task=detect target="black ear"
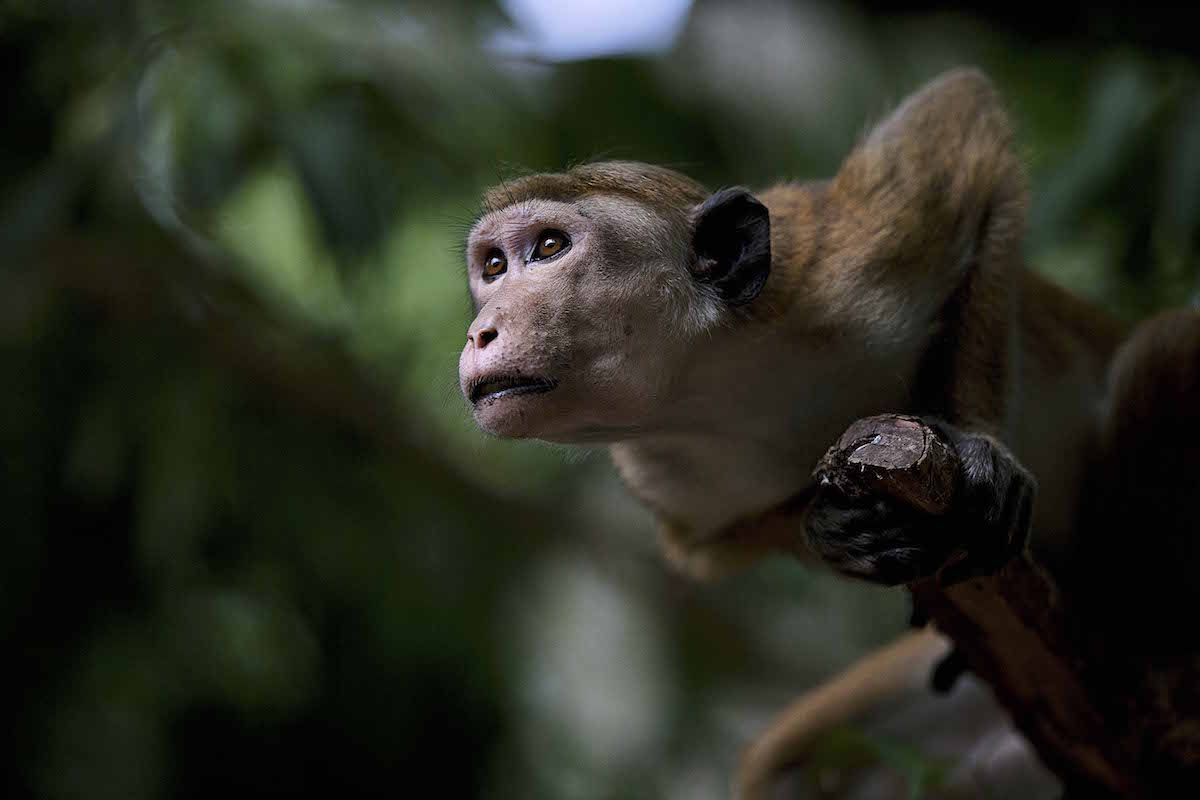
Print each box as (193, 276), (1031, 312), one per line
(691, 188), (771, 306)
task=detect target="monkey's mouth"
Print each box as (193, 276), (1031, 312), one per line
(468, 374), (558, 405)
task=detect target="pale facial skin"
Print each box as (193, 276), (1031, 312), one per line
(459, 196), (697, 444)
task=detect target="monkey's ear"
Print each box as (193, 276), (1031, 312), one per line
(691, 188), (771, 306)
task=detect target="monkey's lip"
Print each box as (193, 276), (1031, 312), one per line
(468, 374), (558, 405)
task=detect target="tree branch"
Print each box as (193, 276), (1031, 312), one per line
(812, 414), (1199, 797)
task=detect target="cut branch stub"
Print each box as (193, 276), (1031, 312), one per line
(808, 414), (1134, 795)
(813, 414), (958, 516)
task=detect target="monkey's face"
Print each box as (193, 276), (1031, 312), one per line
(460, 196), (694, 443)
(460, 172), (770, 444)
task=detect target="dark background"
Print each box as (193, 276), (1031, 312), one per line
(4, 1), (1198, 798)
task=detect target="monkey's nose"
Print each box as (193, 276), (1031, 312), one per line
(468, 325), (499, 349)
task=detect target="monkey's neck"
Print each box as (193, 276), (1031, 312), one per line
(609, 330), (919, 538)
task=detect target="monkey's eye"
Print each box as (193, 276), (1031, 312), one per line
(482, 249), (507, 280)
(531, 230), (570, 261)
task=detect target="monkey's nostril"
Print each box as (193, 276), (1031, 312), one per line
(476, 327), (499, 348)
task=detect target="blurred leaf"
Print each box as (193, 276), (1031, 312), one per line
(808, 726), (949, 800)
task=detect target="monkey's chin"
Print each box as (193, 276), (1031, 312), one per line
(470, 390), (556, 439)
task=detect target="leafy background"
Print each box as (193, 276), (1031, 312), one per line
(3, 2), (1197, 798)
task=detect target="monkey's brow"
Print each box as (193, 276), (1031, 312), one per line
(471, 193), (563, 227)
(461, 210), (521, 258)
(466, 198), (590, 249)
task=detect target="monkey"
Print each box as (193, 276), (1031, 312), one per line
(456, 68), (1200, 797)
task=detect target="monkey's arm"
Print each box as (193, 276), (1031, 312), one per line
(790, 71), (1040, 586)
(657, 489), (823, 580)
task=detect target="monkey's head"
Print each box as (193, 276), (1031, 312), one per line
(459, 162), (772, 443)
(460, 71), (1027, 450)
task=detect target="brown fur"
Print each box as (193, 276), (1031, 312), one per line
(480, 162), (710, 225)
(462, 67), (1200, 798)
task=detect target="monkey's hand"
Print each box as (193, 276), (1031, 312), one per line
(805, 416), (1036, 587)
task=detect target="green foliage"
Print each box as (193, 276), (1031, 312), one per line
(3, 2), (1197, 798)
